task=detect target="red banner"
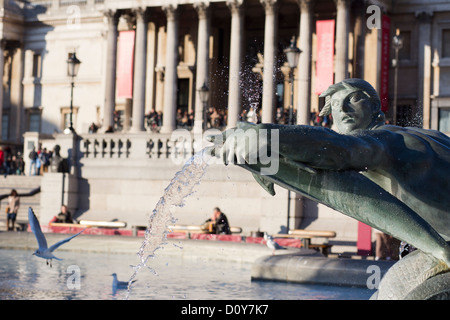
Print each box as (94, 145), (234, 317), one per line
(315, 20), (335, 95)
(117, 30), (135, 99)
(357, 222), (372, 256)
(380, 15), (391, 113)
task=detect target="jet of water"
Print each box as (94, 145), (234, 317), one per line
(125, 149), (211, 299)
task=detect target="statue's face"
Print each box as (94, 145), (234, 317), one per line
(330, 89), (374, 134)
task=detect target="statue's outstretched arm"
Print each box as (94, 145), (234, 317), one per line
(250, 122), (387, 171)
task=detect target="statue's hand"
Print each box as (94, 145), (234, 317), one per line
(206, 122), (261, 166)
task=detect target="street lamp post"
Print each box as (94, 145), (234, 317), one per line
(197, 82), (210, 131)
(284, 36), (301, 125)
(283, 37), (301, 233)
(66, 52), (81, 133)
(392, 29), (403, 126)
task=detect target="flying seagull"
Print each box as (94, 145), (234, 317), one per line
(111, 273), (136, 296)
(264, 232), (286, 255)
(28, 207), (86, 267)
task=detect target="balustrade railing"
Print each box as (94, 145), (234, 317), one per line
(78, 132), (203, 162)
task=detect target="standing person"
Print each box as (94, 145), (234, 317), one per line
(3, 147), (12, 175)
(6, 189), (20, 231)
(40, 148), (50, 174)
(35, 153), (41, 175)
(29, 147), (38, 175)
(375, 232), (393, 261)
(0, 146), (4, 175)
(16, 153), (25, 175)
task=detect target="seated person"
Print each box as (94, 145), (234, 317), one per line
(202, 207), (231, 235)
(50, 205), (74, 224)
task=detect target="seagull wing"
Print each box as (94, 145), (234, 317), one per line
(28, 207), (48, 250)
(267, 237), (285, 250)
(48, 228), (87, 252)
(273, 241), (285, 249)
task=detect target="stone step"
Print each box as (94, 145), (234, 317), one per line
(0, 175), (42, 186)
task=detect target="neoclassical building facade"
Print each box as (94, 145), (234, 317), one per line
(1, 0), (450, 241)
(1, 0), (449, 148)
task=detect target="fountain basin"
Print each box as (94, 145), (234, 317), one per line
(251, 252), (395, 288)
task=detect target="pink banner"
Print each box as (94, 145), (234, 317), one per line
(315, 20), (335, 95)
(117, 30), (135, 99)
(357, 222), (372, 256)
(380, 15), (391, 113)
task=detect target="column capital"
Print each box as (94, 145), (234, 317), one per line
(132, 6), (148, 23)
(194, 1), (210, 20)
(132, 6), (147, 17)
(162, 4), (179, 21)
(334, 0), (352, 9)
(227, 0), (244, 15)
(260, 0), (278, 15)
(103, 9), (120, 25)
(416, 11), (433, 23)
(297, 0), (313, 12)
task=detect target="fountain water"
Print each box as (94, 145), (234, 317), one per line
(126, 149), (211, 299)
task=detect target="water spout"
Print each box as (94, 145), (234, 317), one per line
(126, 149), (211, 299)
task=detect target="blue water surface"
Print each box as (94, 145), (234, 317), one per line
(0, 249), (373, 300)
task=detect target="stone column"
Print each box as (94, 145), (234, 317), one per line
(11, 45), (24, 141)
(334, 0), (351, 83)
(160, 4), (179, 134)
(297, 0), (313, 125)
(417, 11), (432, 129)
(260, 0), (278, 124)
(0, 40), (5, 138)
(226, 0), (244, 128)
(103, 10), (120, 131)
(352, 0), (366, 79)
(260, 0), (278, 123)
(130, 7), (148, 132)
(154, 25), (166, 114)
(194, 2), (211, 133)
(145, 21), (158, 117)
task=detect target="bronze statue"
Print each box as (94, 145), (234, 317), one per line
(50, 145), (68, 173)
(207, 78), (450, 269)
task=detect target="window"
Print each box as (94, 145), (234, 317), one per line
(442, 29), (450, 58)
(26, 108), (42, 132)
(29, 113), (41, 132)
(32, 53), (41, 78)
(60, 107), (78, 131)
(439, 109), (450, 132)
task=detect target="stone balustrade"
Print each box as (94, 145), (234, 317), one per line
(77, 131), (208, 164)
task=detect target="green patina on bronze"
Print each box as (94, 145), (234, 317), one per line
(208, 78), (450, 266)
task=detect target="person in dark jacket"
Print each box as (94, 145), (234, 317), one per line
(204, 207), (231, 235)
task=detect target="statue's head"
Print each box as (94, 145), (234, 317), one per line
(319, 78), (385, 134)
(53, 144), (61, 155)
